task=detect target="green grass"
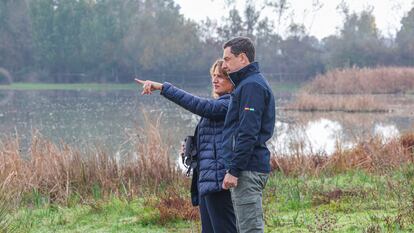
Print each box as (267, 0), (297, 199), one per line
(0, 83), (138, 91)
(9, 168), (414, 232)
(263, 169), (414, 232)
(12, 198), (198, 233)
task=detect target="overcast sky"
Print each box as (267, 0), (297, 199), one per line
(174, 0), (413, 39)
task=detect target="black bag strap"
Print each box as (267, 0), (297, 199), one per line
(186, 125), (199, 177)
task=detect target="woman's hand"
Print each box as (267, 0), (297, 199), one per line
(135, 79), (163, 95)
(181, 140), (186, 157)
(180, 140), (186, 164)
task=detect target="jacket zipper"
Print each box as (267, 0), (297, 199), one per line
(213, 121), (217, 159)
(232, 134), (236, 152)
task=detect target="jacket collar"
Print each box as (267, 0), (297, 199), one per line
(218, 93), (231, 100)
(228, 62), (260, 87)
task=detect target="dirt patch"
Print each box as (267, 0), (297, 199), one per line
(312, 188), (368, 205)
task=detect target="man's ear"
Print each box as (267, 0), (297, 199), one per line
(240, 53), (249, 64)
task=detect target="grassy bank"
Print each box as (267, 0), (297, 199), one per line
(11, 196), (198, 232)
(265, 169), (414, 232)
(5, 169), (414, 232)
(1, 118), (414, 232)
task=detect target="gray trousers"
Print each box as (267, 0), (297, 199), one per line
(230, 171), (269, 233)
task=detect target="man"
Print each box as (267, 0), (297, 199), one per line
(221, 37), (275, 233)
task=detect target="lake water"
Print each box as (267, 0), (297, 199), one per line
(1, 86), (413, 159)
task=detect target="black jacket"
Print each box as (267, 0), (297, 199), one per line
(222, 62), (276, 177)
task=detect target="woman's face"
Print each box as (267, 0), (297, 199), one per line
(212, 67), (233, 96)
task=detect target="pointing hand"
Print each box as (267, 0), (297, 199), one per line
(134, 78), (163, 95)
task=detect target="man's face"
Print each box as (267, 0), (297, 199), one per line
(222, 47), (245, 73)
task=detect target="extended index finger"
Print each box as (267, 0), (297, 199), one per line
(134, 78), (145, 85)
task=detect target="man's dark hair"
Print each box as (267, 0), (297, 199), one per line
(223, 37), (255, 63)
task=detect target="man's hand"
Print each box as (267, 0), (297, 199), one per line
(135, 79), (163, 95)
(222, 173), (238, 190)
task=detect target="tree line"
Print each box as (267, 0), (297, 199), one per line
(0, 0), (414, 83)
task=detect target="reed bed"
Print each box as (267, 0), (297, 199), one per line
(286, 92), (388, 112)
(271, 131), (414, 176)
(287, 66), (414, 112)
(2, 112), (414, 227)
(0, 115), (184, 206)
(305, 67), (414, 95)
(2, 123), (413, 204)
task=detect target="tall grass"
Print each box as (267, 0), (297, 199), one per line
(0, 182), (15, 233)
(287, 66), (414, 111)
(271, 132), (414, 176)
(305, 67), (414, 94)
(286, 92), (388, 112)
(0, 114), (184, 206)
(2, 119), (413, 204)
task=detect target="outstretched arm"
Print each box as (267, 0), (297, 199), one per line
(135, 79), (228, 120)
(160, 82), (229, 120)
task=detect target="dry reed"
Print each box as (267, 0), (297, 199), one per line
(271, 131), (414, 176)
(286, 66), (414, 112)
(305, 67), (414, 94)
(286, 92), (388, 112)
(0, 114), (184, 206)
(156, 186), (199, 224)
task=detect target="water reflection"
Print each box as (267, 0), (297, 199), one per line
(272, 118), (343, 155)
(271, 118), (402, 156)
(373, 124), (399, 142)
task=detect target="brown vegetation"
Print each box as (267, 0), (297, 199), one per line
(156, 187), (199, 224)
(0, 116), (184, 206)
(271, 131), (414, 176)
(312, 188), (368, 206)
(287, 66), (414, 112)
(0, 114), (202, 223)
(286, 92), (388, 112)
(2, 112), (414, 226)
(305, 67), (414, 94)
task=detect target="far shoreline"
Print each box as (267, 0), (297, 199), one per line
(0, 83), (138, 91)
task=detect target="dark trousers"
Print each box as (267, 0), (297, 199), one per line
(199, 190), (237, 233)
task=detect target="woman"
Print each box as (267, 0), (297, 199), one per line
(136, 59), (236, 233)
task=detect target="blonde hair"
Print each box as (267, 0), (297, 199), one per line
(210, 59), (230, 99)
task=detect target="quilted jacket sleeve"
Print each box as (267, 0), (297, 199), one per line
(160, 82), (229, 120)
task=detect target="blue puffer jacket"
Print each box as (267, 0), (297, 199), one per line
(160, 82), (230, 197)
